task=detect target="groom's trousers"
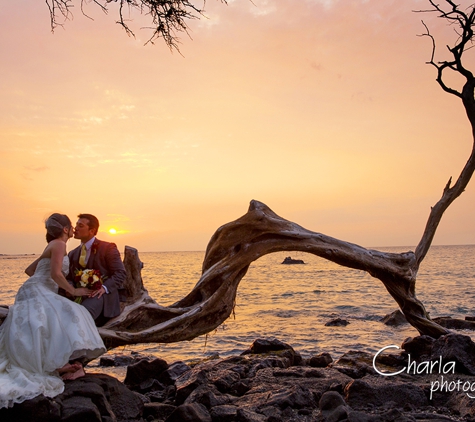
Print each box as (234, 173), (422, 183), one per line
(81, 295), (108, 326)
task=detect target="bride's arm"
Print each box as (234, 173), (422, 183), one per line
(50, 241), (91, 297)
(25, 256), (42, 276)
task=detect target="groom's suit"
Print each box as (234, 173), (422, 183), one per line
(68, 238), (126, 320)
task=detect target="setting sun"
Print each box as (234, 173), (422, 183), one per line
(2, 0), (475, 256)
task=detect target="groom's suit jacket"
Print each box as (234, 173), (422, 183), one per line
(68, 238), (127, 319)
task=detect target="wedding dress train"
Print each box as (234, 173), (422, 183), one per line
(0, 256), (106, 408)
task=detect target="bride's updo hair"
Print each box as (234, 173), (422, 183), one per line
(45, 213), (72, 243)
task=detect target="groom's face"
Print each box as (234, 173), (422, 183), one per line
(74, 218), (95, 242)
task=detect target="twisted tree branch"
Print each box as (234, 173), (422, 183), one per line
(90, 200), (446, 349)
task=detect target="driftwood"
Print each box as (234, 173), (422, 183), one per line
(98, 200), (447, 349)
(0, 203), (450, 350)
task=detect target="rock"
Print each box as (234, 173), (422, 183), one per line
(241, 338), (302, 366)
(346, 410), (384, 422)
(324, 405), (349, 422)
(347, 408), (406, 422)
(319, 391), (351, 422)
(229, 380), (250, 397)
(209, 404), (238, 421)
(146, 387), (172, 403)
(281, 257), (305, 264)
(319, 390), (346, 410)
(248, 357), (290, 377)
(433, 316), (475, 330)
(332, 351), (375, 379)
(61, 373), (144, 421)
(100, 356), (121, 367)
(272, 366), (326, 378)
(233, 363), (351, 415)
(430, 333), (475, 375)
(263, 384), (316, 410)
(210, 368), (241, 394)
(184, 384), (232, 409)
(174, 368), (209, 404)
(124, 357), (169, 388)
(380, 310), (408, 326)
(0, 374), (141, 422)
(158, 361), (191, 386)
(258, 405), (282, 420)
(446, 389), (475, 419)
(242, 338), (293, 354)
(136, 378), (167, 394)
(60, 396), (103, 421)
(372, 347), (407, 374)
(165, 403), (212, 422)
(344, 378), (428, 409)
(309, 352), (333, 367)
(325, 318), (350, 327)
(236, 408), (267, 422)
(401, 335), (435, 358)
(143, 402), (176, 420)
(0, 394), (61, 422)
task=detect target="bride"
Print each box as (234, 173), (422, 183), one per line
(0, 213), (107, 409)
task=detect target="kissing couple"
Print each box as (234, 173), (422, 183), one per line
(0, 212), (126, 408)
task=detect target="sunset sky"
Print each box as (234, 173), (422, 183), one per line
(1, 0), (475, 254)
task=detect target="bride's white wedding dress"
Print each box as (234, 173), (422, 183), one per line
(0, 256), (106, 408)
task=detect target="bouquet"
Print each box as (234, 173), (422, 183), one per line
(74, 268), (104, 303)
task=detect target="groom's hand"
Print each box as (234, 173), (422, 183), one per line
(91, 286), (106, 299)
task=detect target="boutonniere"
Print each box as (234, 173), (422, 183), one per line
(92, 241), (99, 255)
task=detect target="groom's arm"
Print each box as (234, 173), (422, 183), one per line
(102, 243), (126, 293)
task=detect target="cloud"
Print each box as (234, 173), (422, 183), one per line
(24, 165), (49, 172)
(248, 0), (277, 16)
(119, 105), (135, 111)
(83, 116), (104, 124)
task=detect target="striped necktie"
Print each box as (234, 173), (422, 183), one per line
(79, 244), (87, 268)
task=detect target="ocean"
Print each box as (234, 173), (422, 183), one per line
(1, 245), (475, 369)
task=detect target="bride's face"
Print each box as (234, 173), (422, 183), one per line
(63, 226), (74, 240)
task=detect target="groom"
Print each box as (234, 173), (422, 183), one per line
(68, 213), (127, 325)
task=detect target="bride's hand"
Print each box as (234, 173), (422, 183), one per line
(74, 287), (93, 297)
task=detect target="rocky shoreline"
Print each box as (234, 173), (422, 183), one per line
(2, 334), (475, 421)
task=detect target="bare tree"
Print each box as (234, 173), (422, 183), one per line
(45, 0), (220, 49)
(1, 0), (472, 347)
(415, 0), (475, 265)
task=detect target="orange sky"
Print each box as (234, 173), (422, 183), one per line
(1, 0), (475, 254)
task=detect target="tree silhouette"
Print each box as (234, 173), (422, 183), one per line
(45, 0), (222, 49)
